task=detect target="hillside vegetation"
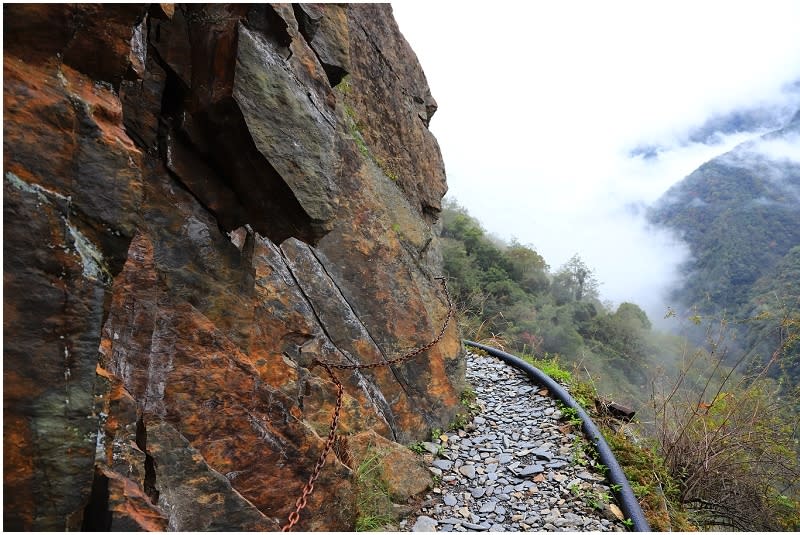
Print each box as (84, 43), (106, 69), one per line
(649, 114), (800, 385)
(440, 200), (800, 530)
(441, 200), (678, 405)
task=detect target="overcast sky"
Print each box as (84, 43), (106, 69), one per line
(392, 1), (800, 319)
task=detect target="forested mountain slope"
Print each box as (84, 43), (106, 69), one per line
(440, 202), (664, 405)
(439, 201), (800, 531)
(649, 111), (800, 379)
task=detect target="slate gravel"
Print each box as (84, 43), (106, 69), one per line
(404, 352), (626, 532)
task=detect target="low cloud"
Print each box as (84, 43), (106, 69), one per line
(717, 131), (800, 202)
(393, 1), (800, 322)
(446, 116), (799, 322)
(747, 133), (800, 164)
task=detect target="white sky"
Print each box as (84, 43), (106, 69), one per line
(391, 0), (800, 319)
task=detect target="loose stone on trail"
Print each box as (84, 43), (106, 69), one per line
(405, 352), (625, 532)
(412, 516), (438, 532)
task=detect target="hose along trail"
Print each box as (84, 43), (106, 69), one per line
(405, 348), (638, 532)
(281, 275), (647, 532)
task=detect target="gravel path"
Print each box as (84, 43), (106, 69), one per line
(403, 352), (626, 532)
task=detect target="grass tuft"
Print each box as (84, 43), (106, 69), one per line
(354, 446), (393, 531)
(521, 352), (572, 384)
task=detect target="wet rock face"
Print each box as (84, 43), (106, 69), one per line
(3, 4), (464, 531)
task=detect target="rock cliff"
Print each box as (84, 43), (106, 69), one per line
(3, 4), (464, 530)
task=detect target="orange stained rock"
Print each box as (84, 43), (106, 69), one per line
(59, 65), (142, 155)
(4, 4), (461, 530)
(102, 468), (168, 531)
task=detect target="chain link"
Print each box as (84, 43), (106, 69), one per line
(282, 359), (343, 531)
(321, 277), (453, 371)
(280, 277), (453, 531)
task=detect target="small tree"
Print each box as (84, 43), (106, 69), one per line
(505, 240), (550, 295)
(551, 254), (599, 304)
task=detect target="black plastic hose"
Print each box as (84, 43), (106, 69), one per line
(464, 340), (651, 532)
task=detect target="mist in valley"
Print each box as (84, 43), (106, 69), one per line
(393, 2), (800, 326)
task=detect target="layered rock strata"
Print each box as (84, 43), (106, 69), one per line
(3, 4), (463, 530)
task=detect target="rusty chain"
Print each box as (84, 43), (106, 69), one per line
(322, 277), (454, 370)
(282, 359), (344, 531)
(281, 276), (454, 531)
